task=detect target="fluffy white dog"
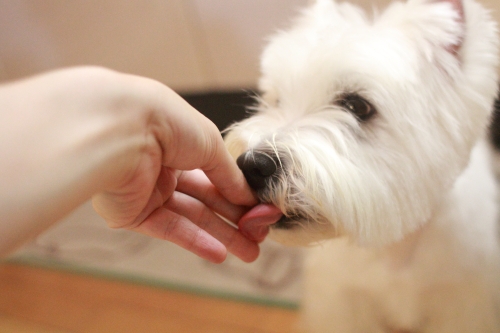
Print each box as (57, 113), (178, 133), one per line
(225, 0), (500, 332)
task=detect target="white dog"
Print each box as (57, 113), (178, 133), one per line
(225, 0), (500, 332)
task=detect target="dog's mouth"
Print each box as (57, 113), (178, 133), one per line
(238, 203), (309, 242)
(238, 203), (284, 242)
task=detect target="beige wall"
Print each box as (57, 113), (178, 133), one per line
(0, 0), (498, 92)
(0, 0), (309, 92)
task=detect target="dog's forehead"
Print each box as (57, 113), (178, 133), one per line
(260, 13), (419, 106)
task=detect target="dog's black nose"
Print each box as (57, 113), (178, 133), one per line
(237, 151), (278, 190)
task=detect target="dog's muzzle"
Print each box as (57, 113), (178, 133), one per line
(236, 150), (323, 242)
(236, 151), (278, 191)
(235, 150), (289, 242)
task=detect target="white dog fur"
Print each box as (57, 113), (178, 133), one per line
(225, 0), (500, 332)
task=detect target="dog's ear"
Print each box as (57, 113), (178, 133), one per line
(405, 0), (465, 60)
(441, 0), (465, 55)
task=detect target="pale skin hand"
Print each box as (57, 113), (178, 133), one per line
(0, 66), (258, 263)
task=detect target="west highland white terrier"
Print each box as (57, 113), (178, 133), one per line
(225, 0), (500, 332)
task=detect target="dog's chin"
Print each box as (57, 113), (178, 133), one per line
(268, 218), (339, 247)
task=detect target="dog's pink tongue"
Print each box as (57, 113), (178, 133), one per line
(239, 204), (283, 243)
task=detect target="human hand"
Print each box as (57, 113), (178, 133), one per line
(0, 67), (258, 263)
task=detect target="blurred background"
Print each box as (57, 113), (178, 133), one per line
(0, 1), (498, 332)
(0, 0), (311, 91)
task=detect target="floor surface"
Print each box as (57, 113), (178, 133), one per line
(0, 263), (300, 333)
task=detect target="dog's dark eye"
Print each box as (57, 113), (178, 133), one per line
(338, 94), (375, 121)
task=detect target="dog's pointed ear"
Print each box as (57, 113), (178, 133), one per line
(442, 0), (465, 55)
(406, 0), (465, 59)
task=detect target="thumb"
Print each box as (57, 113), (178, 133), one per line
(150, 86), (257, 207)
